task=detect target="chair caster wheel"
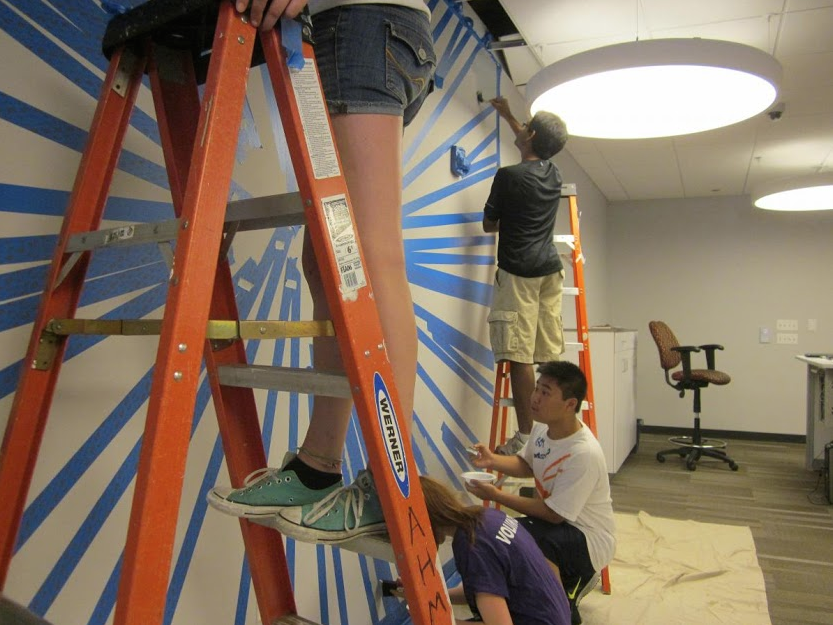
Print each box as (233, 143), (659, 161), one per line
(729, 462), (739, 471)
(686, 459), (697, 471)
(656, 453), (665, 463)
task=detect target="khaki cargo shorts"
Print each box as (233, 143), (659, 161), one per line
(488, 268), (565, 363)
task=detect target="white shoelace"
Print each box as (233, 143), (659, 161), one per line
(302, 473), (371, 530)
(241, 467), (282, 488)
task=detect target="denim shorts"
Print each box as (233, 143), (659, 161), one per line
(312, 4), (436, 127)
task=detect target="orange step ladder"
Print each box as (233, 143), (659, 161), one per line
(0, 2), (450, 624)
(488, 183), (611, 594)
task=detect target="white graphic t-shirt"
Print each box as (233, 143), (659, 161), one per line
(520, 422), (616, 571)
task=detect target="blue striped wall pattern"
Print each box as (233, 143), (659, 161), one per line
(0, 1), (519, 622)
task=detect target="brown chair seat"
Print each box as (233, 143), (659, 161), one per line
(671, 369), (731, 385)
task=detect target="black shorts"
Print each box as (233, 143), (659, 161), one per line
(519, 516), (595, 592)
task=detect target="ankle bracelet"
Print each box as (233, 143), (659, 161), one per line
(297, 446), (342, 470)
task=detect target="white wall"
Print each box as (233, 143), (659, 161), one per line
(0, 2), (608, 624)
(608, 195), (833, 436)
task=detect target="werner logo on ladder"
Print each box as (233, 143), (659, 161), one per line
(0, 1), (449, 624)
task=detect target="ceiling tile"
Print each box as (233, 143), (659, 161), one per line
(776, 5), (833, 56)
(676, 143), (755, 196)
(566, 152), (629, 201)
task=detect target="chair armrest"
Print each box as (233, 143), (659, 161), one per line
(671, 345), (700, 379)
(699, 344), (724, 370)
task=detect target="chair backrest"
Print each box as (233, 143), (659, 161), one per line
(649, 320), (681, 371)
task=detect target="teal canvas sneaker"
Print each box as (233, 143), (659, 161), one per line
(272, 469), (387, 543)
(207, 453), (343, 518)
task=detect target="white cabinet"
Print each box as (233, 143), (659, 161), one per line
(565, 327), (637, 473)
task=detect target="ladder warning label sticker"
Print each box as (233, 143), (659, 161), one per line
(374, 373), (410, 498)
(322, 194), (367, 296)
(290, 59), (341, 180)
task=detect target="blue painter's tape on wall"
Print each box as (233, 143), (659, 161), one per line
(100, 1), (128, 15)
(450, 145), (471, 177)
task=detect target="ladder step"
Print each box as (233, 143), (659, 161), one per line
(565, 341), (584, 351)
(45, 319), (334, 340)
(217, 365), (351, 398)
(554, 234), (575, 244)
(65, 192), (303, 252)
(273, 616), (323, 625)
(0, 596), (53, 625)
(226, 192), (305, 231)
(563, 287), (579, 296)
(498, 397), (589, 411)
(250, 516), (395, 561)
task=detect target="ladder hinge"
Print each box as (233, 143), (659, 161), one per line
(112, 48), (139, 97)
(33, 330), (61, 371)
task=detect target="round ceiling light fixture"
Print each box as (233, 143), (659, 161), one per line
(752, 173), (833, 211)
(526, 38), (782, 139)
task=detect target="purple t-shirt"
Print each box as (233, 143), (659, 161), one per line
(452, 508), (571, 625)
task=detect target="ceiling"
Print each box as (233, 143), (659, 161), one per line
(466, 0), (833, 203)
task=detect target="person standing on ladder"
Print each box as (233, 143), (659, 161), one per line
(483, 96), (569, 455)
(208, 0), (437, 541)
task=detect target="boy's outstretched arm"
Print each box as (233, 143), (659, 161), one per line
(467, 484), (565, 525)
(468, 443), (532, 478)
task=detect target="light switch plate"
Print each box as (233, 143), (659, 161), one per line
(759, 327), (771, 343)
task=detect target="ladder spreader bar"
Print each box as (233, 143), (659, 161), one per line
(44, 319), (334, 339)
(64, 192), (304, 253)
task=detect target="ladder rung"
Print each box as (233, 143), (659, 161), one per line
(563, 286), (579, 296)
(217, 365), (351, 398)
(273, 617), (323, 625)
(44, 319), (334, 340)
(64, 192), (304, 252)
(553, 234), (575, 244)
(565, 341), (584, 351)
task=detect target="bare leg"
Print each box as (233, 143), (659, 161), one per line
(299, 113), (417, 474)
(509, 361), (535, 434)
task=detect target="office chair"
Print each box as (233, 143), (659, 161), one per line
(648, 320), (738, 471)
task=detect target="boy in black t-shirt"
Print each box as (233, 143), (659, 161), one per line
(483, 97), (569, 455)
